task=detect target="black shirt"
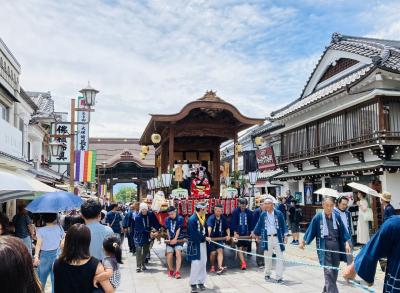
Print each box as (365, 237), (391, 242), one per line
(53, 257), (99, 293)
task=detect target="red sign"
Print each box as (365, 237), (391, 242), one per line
(256, 147), (276, 171)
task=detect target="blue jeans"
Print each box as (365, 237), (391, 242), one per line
(21, 236), (32, 256)
(38, 249), (58, 293)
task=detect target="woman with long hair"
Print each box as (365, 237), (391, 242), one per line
(0, 236), (42, 293)
(53, 223), (114, 293)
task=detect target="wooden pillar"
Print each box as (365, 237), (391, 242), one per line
(234, 132), (238, 173)
(161, 142), (168, 174)
(378, 96), (385, 133)
(168, 126), (175, 171)
(69, 99), (75, 193)
(212, 145), (220, 197)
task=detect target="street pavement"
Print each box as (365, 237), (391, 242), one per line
(118, 237), (385, 293)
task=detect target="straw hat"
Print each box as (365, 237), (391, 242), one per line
(379, 191), (391, 202)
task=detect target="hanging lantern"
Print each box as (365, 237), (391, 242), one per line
(235, 143), (242, 153)
(140, 152), (146, 160)
(141, 145), (149, 154)
(255, 136), (264, 146)
(151, 133), (161, 144)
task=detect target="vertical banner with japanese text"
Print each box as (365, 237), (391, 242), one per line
(76, 96), (89, 151)
(50, 123), (71, 164)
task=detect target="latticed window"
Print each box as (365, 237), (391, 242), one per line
(319, 58), (359, 83)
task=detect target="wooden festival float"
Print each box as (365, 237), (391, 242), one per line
(139, 91), (264, 226)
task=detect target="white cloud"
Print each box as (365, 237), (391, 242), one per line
(361, 1), (400, 40)
(0, 0), (369, 138)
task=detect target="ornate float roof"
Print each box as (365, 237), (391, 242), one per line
(140, 91), (264, 145)
(270, 33), (400, 120)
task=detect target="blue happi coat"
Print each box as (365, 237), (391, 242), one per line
(134, 211), (160, 246)
(186, 213), (206, 262)
(333, 208), (352, 238)
(206, 214), (228, 238)
(383, 204), (396, 223)
(253, 209), (288, 252)
(303, 212), (350, 265)
(355, 216), (400, 293)
(230, 207), (253, 236)
(165, 215), (184, 240)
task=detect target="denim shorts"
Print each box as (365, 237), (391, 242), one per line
(166, 244), (183, 253)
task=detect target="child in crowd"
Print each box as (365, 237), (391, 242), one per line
(94, 236), (123, 289)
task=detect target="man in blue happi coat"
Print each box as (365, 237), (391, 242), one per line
(207, 204), (230, 275)
(253, 196), (288, 283)
(334, 195), (353, 264)
(134, 202), (161, 272)
(252, 196), (267, 268)
(187, 202), (211, 293)
(231, 197), (253, 270)
(380, 192), (395, 223)
(165, 206), (184, 279)
(123, 202), (139, 254)
(343, 216), (400, 293)
(300, 197), (351, 293)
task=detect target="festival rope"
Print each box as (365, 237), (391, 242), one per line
(237, 238), (355, 256)
(209, 239), (376, 293)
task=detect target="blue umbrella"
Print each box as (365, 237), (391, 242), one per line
(26, 191), (84, 213)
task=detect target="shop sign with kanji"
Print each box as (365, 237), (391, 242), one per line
(50, 123), (71, 164)
(76, 96), (89, 151)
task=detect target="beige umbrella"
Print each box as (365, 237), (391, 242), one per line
(314, 187), (340, 198)
(347, 182), (379, 197)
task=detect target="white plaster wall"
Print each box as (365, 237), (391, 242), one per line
(380, 172), (400, 210)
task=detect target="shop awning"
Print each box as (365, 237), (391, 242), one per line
(0, 169), (58, 203)
(274, 160), (400, 180)
(258, 169), (284, 180)
(0, 191), (44, 203)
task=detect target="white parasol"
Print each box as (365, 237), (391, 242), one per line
(347, 182), (379, 197)
(314, 187), (340, 198)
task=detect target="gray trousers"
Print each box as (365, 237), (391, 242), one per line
(136, 242), (150, 268)
(323, 239), (340, 293)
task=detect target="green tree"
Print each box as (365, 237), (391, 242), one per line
(114, 186), (137, 203)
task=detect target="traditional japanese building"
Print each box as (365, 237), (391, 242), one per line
(269, 33), (400, 224)
(140, 91), (264, 196)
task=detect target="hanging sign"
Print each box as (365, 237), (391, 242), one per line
(50, 123), (71, 164)
(256, 146), (276, 171)
(76, 96), (89, 151)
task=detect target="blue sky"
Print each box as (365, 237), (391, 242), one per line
(0, 0), (399, 137)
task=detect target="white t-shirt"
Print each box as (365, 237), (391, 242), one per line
(37, 225), (64, 251)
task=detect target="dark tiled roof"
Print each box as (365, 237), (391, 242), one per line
(270, 33), (400, 119)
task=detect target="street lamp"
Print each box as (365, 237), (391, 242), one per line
(49, 141), (64, 157)
(79, 82), (99, 107)
(101, 161), (107, 168)
(248, 171), (258, 197)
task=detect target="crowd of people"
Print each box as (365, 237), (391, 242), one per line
(0, 200), (126, 293)
(0, 188), (398, 293)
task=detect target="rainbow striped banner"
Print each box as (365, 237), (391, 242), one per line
(74, 150), (96, 182)
(98, 183), (107, 196)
